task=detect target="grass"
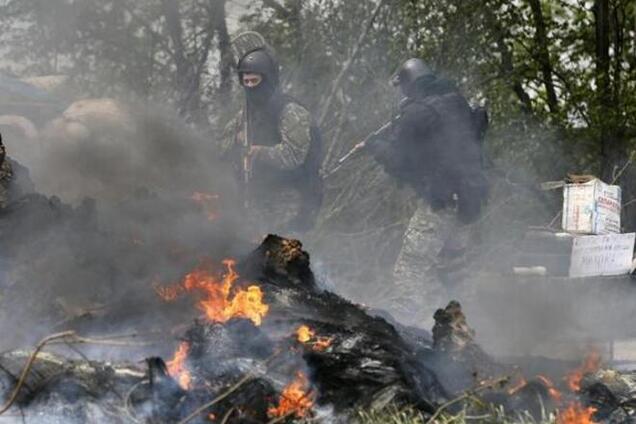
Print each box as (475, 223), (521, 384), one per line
(355, 404), (556, 424)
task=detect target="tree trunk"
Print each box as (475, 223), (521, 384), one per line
(483, 7), (534, 114)
(161, 0), (200, 121)
(527, 0), (559, 114)
(211, 0), (233, 111)
(595, 0), (622, 183)
(594, 0), (633, 230)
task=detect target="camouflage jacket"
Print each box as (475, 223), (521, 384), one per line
(218, 98), (323, 233)
(220, 100), (313, 178)
(0, 142), (12, 209)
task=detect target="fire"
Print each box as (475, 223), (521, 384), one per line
(313, 337), (333, 351)
(154, 259), (269, 326)
(536, 375), (563, 402)
(296, 325), (314, 343)
(295, 325), (333, 351)
(154, 282), (183, 302)
(507, 351), (601, 422)
(191, 192), (220, 221)
(557, 402), (597, 424)
(167, 341), (192, 390)
(566, 350), (601, 392)
(268, 371), (314, 419)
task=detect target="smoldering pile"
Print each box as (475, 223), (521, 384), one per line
(0, 233), (629, 423)
(0, 125), (632, 422)
(0, 235), (445, 423)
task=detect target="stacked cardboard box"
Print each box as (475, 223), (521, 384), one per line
(514, 177), (635, 278)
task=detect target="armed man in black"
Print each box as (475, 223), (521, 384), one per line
(368, 58), (488, 325)
(220, 39), (322, 237)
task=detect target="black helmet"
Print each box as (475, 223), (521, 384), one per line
(390, 58), (434, 90)
(237, 48), (280, 86)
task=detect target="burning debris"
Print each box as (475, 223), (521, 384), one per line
(155, 259), (269, 326)
(566, 350), (602, 392)
(267, 371), (315, 419)
(0, 236), (454, 422)
(557, 403), (597, 424)
(0, 234), (634, 423)
(295, 325), (333, 352)
(167, 341), (193, 391)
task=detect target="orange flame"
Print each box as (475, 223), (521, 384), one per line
(313, 337), (333, 351)
(536, 375), (563, 402)
(268, 371), (314, 419)
(566, 350), (601, 392)
(557, 402), (597, 424)
(191, 192), (220, 221)
(154, 282), (183, 302)
(296, 325), (315, 343)
(295, 325), (333, 351)
(167, 341), (192, 390)
(154, 259), (269, 326)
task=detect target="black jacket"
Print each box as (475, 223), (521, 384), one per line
(373, 78), (488, 223)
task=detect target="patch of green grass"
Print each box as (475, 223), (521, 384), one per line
(355, 404), (556, 424)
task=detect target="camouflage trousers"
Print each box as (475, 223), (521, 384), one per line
(0, 161), (12, 209)
(391, 202), (471, 328)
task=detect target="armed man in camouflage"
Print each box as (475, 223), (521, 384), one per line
(0, 133), (13, 209)
(220, 40), (322, 237)
(0, 132), (34, 210)
(368, 59), (489, 325)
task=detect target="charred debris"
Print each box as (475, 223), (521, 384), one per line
(1, 202), (634, 423)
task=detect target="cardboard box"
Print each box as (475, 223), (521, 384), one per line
(568, 233), (635, 278)
(562, 178), (621, 234)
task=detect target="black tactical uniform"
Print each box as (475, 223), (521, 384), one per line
(370, 59), (488, 327)
(372, 59), (488, 223)
(220, 48), (322, 235)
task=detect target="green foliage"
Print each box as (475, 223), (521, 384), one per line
(2, 0), (636, 296)
(355, 404), (555, 424)
(398, 0), (636, 183)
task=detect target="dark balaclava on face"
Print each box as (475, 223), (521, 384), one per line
(237, 48), (280, 108)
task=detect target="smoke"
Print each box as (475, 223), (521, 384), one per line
(0, 0), (628, 385)
(0, 95), (259, 358)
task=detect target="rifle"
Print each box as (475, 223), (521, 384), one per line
(241, 105), (252, 209)
(326, 119), (395, 177)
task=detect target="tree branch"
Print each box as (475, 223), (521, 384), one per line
(318, 0), (389, 126)
(484, 7), (534, 114)
(528, 0), (559, 114)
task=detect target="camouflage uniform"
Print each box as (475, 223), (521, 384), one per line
(220, 100), (317, 237)
(0, 141), (13, 209)
(371, 61), (487, 327)
(391, 203), (471, 327)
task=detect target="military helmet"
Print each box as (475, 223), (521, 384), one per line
(237, 48), (280, 86)
(390, 58), (434, 89)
